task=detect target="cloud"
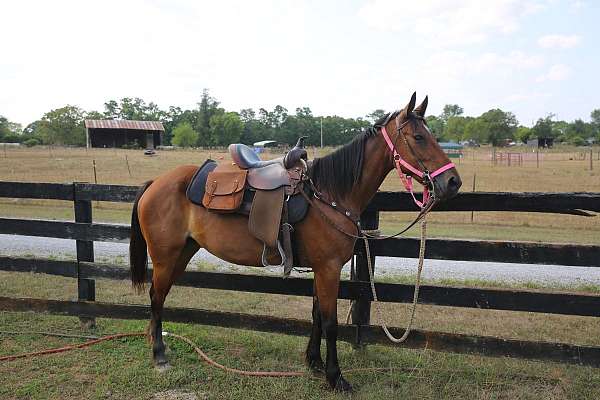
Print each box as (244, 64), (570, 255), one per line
(538, 34), (581, 49)
(569, 0), (586, 12)
(536, 64), (571, 82)
(505, 92), (551, 102)
(357, 0), (546, 46)
(419, 50), (543, 81)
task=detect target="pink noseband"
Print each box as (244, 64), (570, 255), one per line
(381, 125), (455, 209)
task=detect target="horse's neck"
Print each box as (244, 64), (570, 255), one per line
(346, 134), (392, 213)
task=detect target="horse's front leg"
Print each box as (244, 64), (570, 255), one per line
(314, 268), (352, 392)
(305, 295), (325, 374)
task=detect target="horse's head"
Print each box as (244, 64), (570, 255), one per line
(381, 92), (462, 203)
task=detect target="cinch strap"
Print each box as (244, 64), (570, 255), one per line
(381, 126), (455, 209)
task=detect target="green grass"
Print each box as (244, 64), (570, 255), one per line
(1, 267), (600, 399)
(2, 312), (600, 400)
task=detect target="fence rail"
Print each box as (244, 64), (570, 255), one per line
(1, 181), (599, 367)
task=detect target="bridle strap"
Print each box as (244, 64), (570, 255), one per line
(381, 123), (455, 209)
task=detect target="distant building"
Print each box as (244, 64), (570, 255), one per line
(84, 120), (164, 149)
(527, 137), (554, 148)
(252, 140), (278, 148)
(438, 142), (463, 159)
(252, 140), (278, 154)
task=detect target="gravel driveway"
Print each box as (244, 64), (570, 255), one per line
(2, 234), (599, 286)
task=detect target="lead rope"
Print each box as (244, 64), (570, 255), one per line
(364, 214), (427, 343)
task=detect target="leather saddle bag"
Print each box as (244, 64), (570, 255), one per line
(202, 168), (248, 212)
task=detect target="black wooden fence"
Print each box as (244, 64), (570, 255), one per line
(1, 181), (600, 367)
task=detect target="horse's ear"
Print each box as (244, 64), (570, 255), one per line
(415, 95), (428, 117)
(399, 92), (417, 120)
(406, 92), (417, 114)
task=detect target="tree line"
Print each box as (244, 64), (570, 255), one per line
(1, 90), (599, 148)
(427, 105), (600, 147)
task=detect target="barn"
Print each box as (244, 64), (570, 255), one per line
(84, 120), (164, 149)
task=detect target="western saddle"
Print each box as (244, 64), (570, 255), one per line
(202, 137), (308, 276)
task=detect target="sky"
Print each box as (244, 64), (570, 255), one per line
(1, 0), (598, 127)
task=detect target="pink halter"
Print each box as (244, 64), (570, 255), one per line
(381, 125), (455, 209)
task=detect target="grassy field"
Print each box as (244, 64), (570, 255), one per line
(1, 145), (600, 398)
(2, 271), (600, 399)
(0, 145), (599, 244)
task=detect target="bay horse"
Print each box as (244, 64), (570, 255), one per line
(129, 93), (462, 391)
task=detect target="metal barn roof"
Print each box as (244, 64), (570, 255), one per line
(438, 142), (463, 150)
(85, 120), (165, 131)
(253, 140), (278, 147)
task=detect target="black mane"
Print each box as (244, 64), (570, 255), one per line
(308, 111), (402, 200)
(308, 112), (397, 200)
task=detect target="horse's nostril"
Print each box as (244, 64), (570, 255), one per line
(448, 176), (462, 191)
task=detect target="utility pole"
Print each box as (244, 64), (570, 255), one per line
(320, 117), (323, 148)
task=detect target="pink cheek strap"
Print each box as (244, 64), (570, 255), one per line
(381, 126), (455, 209)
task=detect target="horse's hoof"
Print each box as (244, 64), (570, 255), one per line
(333, 376), (353, 393)
(154, 362), (171, 373)
(306, 358), (325, 375)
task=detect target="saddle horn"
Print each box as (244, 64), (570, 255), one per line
(284, 136), (309, 169)
(295, 136), (308, 149)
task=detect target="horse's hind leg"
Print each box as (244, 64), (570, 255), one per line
(148, 237), (200, 368)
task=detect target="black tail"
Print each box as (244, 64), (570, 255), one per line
(130, 180), (153, 293)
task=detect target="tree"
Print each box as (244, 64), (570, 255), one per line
(531, 115), (555, 140)
(444, 116), (472, 142)
(196, 89), (223, 146)
(366, 109), (387, 123)
(552, 120), (569, 141)
(463, 118), (489, 144)
(592, 109), (600, 141)
(440, 104), (464, 123)
(425, 115), (444, 139)
(565, 119), (594, 145)
(103, 100), (120, 119)
(35, 105), (86, 145)
(0, 115), (11, 141)
(103, 97), (165, 121)
(479, 109), (518, 145)
(171, 122), (198, 148)
(209, 112), (243, 146)
(591, 109), (600, 127)
(515, 126), (532, 143)
(0, 115), (22, 142)
(281, 107), (319, 145)
(238, 108), (264, 144)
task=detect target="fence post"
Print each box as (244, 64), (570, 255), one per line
(73, 182), (96, 329)
(351, 210), (379, 348)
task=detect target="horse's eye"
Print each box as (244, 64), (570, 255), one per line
(414, 134), (424, 141)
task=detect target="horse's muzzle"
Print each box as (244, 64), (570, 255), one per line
(434, 170), (462, 201)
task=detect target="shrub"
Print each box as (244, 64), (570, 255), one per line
(569, 136), (586, 146)
(172, 122), (199, 148)
(23, 138), (40, 147)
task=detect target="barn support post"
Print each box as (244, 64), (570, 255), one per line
(73, 183), (96, 329)
(351, 210), (379, 348)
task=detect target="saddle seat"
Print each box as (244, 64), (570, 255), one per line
(228, 138), (308, 191)
(229, 143), (283, 169)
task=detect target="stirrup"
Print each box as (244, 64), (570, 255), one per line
(261, 240), (286, 268)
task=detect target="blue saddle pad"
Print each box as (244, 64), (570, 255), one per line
(186, 159), (309, 224)
(186, 159), (217, 206)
